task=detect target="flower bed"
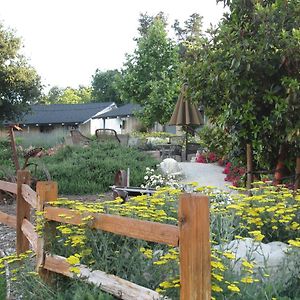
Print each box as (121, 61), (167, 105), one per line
(1, 183), (299, 299)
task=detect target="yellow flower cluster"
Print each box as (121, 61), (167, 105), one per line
(212, 183), (300, 244)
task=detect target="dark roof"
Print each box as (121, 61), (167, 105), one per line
(94, 103), (141, 119)
(18, 102), (114, 125)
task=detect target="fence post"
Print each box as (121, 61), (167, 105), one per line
(16, 170), (31, 255)
(179, 193), (211, 300)
(36, 181), (58, 277)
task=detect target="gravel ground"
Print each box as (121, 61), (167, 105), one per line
(0, 203), (16, 255)
(178, 162), (231, 192)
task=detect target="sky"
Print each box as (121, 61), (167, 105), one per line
(0, 0), (225, 91)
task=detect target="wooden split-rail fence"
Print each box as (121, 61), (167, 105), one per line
(0, 170), (211, 300)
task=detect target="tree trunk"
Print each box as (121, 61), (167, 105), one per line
(274, 144), (288, 185)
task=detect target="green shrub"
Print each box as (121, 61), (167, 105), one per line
(0, 138), (14, 167)
(0, 276), (6, 299)
(197, 125), (230, 158)
(32, 141), (158, 194)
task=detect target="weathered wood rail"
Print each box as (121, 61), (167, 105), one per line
(0, 170), (211, 300)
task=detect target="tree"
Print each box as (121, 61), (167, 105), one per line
(185, 0), (300, 171)
(0, 22), (41, 122)
(91, 69), (122, 104)
(41, 86), (63, 104)
(117, 15), (181, 127)
(42, 86), (92, 104)
(173, 13), (204, 61)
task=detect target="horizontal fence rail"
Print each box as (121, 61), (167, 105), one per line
(0, 170), (211, 300)
(21, 219), (38, 252)
(44, 206), (179, 246)
(21, 184), (37, 209)
(44, 254), (164, 300)
(0, 180), (17, 194)
(0, 211), (16, 228)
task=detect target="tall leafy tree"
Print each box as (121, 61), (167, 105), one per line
(42, 86), (92, 104)
(0, 22), (41, 122)
(91, 69), (122, 104)
(117, 14), (181, 127)
(173, 13), (204, 62)
(185, 0), (300, 169)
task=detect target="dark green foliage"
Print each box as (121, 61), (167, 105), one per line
(185, 0), (300, 169)
(0, 22), (41, 122)
(0, 138), (13, 167)
(34, 141), (158, 194)
(0, 137), (15, 180)
(91, 69), (122, 105)
(197, 125), (231, 158)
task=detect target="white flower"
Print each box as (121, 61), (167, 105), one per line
(144, 176), (149, 180)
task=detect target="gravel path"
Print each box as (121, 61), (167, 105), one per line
(178, 162), (231, 192)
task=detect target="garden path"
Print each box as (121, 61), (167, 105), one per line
(178, 162), (231, 192)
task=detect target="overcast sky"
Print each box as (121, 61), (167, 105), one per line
(0, 0), (225, 90)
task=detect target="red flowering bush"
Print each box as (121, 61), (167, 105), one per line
(196, 151), (219, 163)
(223, 162), (246, 186)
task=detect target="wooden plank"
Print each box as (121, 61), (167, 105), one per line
(44, 254), (164, 300)
(16, 170), (31, 255)
(179, 194), (211, 300)
(21, 219), (38, 252)
(0, 211), (16, 229)
(22, 184), (37, 209)
(44, 206), (179, 246)
(0, 180), (17, 194)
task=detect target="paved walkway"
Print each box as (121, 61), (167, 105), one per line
(178, 162), (231, 192)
